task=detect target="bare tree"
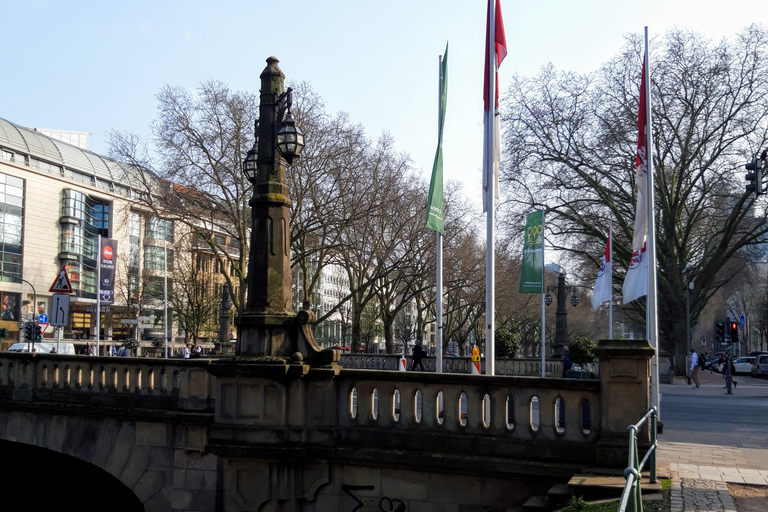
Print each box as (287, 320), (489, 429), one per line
(109, 80), (255, 313)
(501, 26), (768, 368)
(168, 233), (223, 342)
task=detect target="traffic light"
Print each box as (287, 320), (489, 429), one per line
(34, 324), (42, 341)
(0, 327), (7, 339)
(715, 322), (725, 344)
(23, 322), (35, 341)
(745, 150), (767, 197)
(729, 321), (739, 343)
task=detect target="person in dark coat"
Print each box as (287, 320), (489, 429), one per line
(411, 344), (425, 371)
(562, 345), (573, 377)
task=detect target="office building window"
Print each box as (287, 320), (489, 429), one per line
(0, 173), (23, 283)
(144, 246), (173, 271)
(59, 190), (110, 297)
(146, 217), (173, 242)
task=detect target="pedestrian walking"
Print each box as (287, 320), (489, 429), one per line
(690, 349), (700, 388)
(411, 343), (425, 371)
(562, 345), (573, 378)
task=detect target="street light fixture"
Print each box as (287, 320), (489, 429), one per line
(682, 262), (695, 384)
(241, 87), (304, 182)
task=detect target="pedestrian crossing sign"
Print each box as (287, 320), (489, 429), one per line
(49, 266), (73, 293)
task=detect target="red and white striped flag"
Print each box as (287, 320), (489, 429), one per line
(623, 55), (649, 304)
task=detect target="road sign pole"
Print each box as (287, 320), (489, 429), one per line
(57, 326), (62, 354)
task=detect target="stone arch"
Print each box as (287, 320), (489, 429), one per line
(0, 409), (212, 511)
(0, 437), (144, 511)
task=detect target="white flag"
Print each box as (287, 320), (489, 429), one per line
(623, 55), (649, 304)
(592, 234), (612, 308)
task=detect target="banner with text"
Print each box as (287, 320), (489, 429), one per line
(99, 238), (118, 304)
(519, 210), (544, 293)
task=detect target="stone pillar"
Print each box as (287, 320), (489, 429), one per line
(594, 338), (655, 468)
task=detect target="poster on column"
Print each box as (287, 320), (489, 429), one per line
(100, 238), (118, 304)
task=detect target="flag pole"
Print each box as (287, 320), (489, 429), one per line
(644, 26), (661, 419)
(485, 0), (497, 375)
(96, 234), (101, 356)
(609, 219), (613, 339)
(436, 52), (444, 373)
(540, 213), (546, 378)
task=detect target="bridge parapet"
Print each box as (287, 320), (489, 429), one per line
(0, 353), (215, 412)
(340, 354), (566, 376)
(336, 370), (600, 468)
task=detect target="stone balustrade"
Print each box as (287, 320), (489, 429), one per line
(340, 354), (565, 376)
(334, 369), (601, 467)
(0, 353), (214, 412)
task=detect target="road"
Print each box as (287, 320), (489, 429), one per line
(658, 371), (768, 450)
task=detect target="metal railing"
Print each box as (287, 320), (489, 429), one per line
(617, 406), (658, 512)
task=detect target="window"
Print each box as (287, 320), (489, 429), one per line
(0, 173), (24, 282)
(59, 190), (110, 296)
(129, 212), (141, 238)
(144, 246), (172, 271)
(144, 277), (168, 301)
(129, 244), (140, 270)
(146, 217), (173, 242)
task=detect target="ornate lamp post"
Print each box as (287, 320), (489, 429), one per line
(235, 57), (336, 367)
(544, 272), (578, 355)
(218, 284), (232, 354)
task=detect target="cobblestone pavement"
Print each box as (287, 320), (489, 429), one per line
(659, 440), (768, 511)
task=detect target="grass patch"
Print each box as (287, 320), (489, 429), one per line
(554, 478), (671, 512)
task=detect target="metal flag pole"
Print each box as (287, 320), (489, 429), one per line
(435, 52), (444, 374)
(96, 234), (101, 356)
(485, 0), (497, 376)
(540, 213), (546, 378)
(164, 240), (169, 359)
(645, 26), (661, 420)
(609, 219), (613, 339)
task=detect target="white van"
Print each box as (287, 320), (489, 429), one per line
(8, 342), (76, 355)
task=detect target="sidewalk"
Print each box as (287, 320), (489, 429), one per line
(658, 371), (768, 511)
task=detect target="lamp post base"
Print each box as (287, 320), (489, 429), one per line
(235, 309), (340, 368)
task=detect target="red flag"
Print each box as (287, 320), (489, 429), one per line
(483, 0), (507, 212)
(483, 0), (507, 112)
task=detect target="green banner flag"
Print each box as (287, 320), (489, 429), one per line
(520, 210), (544, 293)
(426, 42), (448, 233)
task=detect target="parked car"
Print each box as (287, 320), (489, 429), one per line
(7, 342), (75, 354)
(705, 352), (725, 371)
(732, 356), (755, 375)
(752, 354), (768, 377)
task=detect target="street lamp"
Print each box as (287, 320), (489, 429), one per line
(683, 262), (695, 384)
(242, 87), (304, 182)
(235, 56), (322, 362)
(545, 272), (578, 355)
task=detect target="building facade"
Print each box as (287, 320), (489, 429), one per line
(0, 117), (183, 350)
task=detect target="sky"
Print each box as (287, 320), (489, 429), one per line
(1, 0), (764, 214)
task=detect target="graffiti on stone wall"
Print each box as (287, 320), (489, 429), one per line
(342, 484), (406, 512)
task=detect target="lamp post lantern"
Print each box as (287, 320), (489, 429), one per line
(234, 57), (336, 368)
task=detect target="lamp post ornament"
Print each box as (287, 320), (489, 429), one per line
(234, 57), (337, 368)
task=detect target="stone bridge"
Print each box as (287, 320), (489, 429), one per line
(0, 339), (653, 512)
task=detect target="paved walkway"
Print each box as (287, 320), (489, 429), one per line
(657, 372), (768, 512)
